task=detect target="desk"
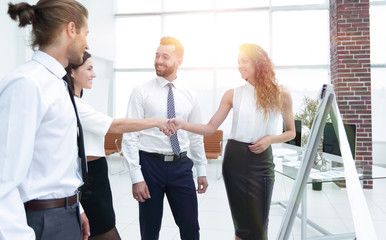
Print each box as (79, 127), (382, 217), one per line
(272, 143), (386, 240)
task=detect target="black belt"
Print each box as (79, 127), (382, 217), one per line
(139, 150), (187, 162)
(24, 192), (81, 211)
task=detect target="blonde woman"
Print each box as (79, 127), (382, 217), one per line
(170, 44), (295, 240)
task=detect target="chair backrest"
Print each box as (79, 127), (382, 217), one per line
(203, 130), (223, 159)
(105, 132), (123, 156)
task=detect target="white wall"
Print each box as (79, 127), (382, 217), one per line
(0, 0), (116, 116)
(77, 0), (116, 116)
(0, 2), (29, 80)
(82, 56), (114, 116)
(78, 0), (116, 62)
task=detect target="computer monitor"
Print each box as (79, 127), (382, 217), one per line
(283, 119), (302, 147)
(323, 122), (356, 158)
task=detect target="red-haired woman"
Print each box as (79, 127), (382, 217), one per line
(170, 44), (296, 240)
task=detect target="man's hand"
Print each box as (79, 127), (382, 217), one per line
(132, 181), (151, 202)
(197, 176), (208, 194)
(80, 212), (90, 240)
(159, 119), (175, 136)
(161, 118), (183, 136)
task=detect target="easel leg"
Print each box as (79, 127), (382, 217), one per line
(302, 186), (307, 240)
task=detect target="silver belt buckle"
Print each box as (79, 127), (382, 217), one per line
(164, 155), (174, 162)
(75, 190), (80, 203)
(76, 192), (79, 203)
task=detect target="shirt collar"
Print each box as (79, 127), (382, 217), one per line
(32, 50), (67, 79)
(156, 76), (179, 89)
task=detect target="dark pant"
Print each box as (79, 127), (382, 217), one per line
(139, 152), (200, 240)
(26, 204), (81, 240)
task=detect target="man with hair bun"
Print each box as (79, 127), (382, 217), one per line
(1, 0), (90, 239)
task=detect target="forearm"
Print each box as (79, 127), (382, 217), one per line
(268, 130), (296, 144)
(181, 121), (217, 136)
(179, 90), (231, 136)
(108, 118), (161, 133)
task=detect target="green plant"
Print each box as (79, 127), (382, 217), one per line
(294, 96), (319, 131)
(294, 96), (328, 170)
(294, 96), (320, 148)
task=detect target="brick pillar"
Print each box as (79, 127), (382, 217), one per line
(330, 0), (372, 189)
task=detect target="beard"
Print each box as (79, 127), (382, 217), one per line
(67, 42), (84, 66)
(69, 51), (83, 66)
(155, 62), (178, 78)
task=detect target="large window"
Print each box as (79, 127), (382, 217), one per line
(114, 1), (330, 134)
(370, 1), (386, 153)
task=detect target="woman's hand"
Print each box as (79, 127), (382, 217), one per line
(249, 136), (272, 154)
(168, 118), (183, 130)
(159, 118), (185, 135)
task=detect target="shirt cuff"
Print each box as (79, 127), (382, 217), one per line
(79, 202), (84, 214)
(195, 164), (207, 177)
(130, 169), (145, 184)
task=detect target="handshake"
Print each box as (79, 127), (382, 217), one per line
(159, 118), (183, 136)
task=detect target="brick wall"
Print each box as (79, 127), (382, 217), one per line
(329, 0), (372, 188)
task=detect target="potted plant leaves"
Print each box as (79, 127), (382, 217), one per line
(294, 96), (329, 190)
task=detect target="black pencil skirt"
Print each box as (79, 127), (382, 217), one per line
(80, 157), (116, 237)
(222, 139), (275, 240)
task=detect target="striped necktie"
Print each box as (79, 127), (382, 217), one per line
(167, 83), (181, 155)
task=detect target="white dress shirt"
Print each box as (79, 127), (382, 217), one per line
(122, 77), (207, 184)
(75, 97), (113, 157)
(0, 51), (83, 240)
(230, 82), (280, 143)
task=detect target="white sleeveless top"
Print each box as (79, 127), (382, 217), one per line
(229, 82), (280, 143)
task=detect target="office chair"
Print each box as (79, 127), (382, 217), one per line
(203, 130), (225, 179)
(104, 132), (126, 175)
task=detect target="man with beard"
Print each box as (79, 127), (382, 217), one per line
(0, 1), (90, 239)
(122, 36), (208, 240)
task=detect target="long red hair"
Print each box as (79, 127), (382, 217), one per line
(239, 43), (281, 118)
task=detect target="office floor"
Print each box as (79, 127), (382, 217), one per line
(107, 156), (386, 240)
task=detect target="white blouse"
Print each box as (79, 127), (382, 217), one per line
(75, 97), (113, 157)
(229, 82), (280, 143)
